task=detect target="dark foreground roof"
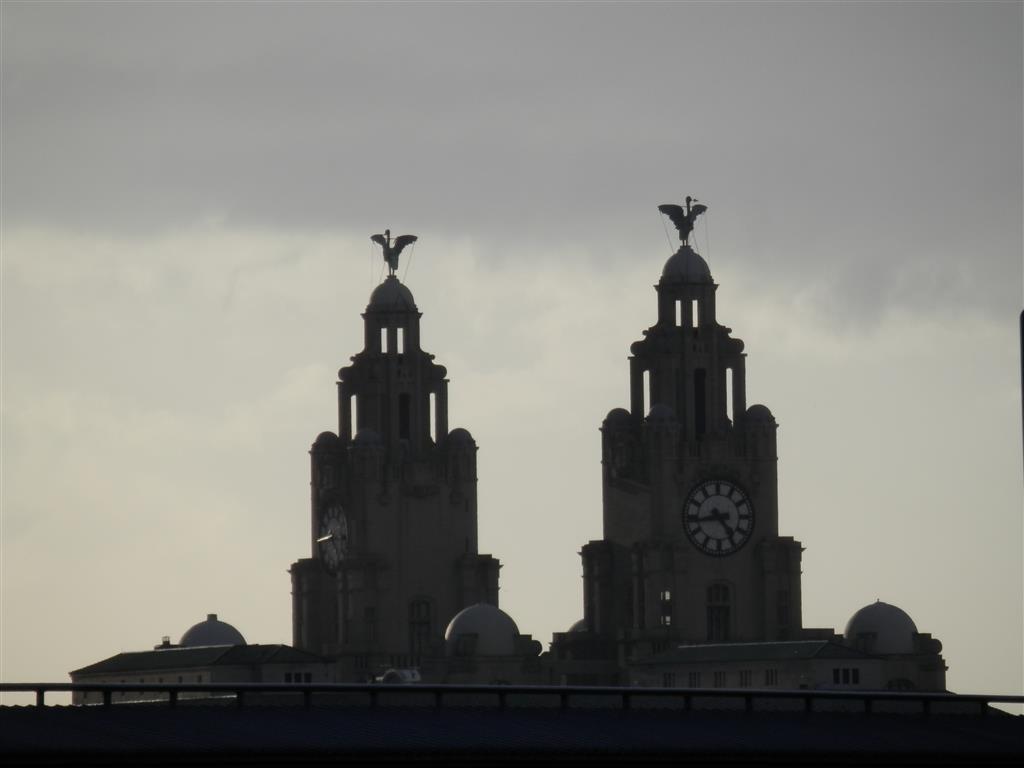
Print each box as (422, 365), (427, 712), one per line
(2, 704), (1021, 767)
(71, 644), (325, 676)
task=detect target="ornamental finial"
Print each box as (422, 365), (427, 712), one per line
(370, 229), (418, 276)
(657, 197), (708, 247)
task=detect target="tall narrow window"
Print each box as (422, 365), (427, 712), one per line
(707, 583), (731, 641)
(397, 327), (405, 354)
(691, 299), (699, 328)
(643, 370), (651, 414)
(350, 395), (359, 436)
(409, 599), (431, 659)
(429, 392), (437, 442)
(398, 393), (411, 440)
(694, 369), (707, 437)
(380, 327), (388, 353)
(725, 367), (734, 423)
(675, 299), (682, 327)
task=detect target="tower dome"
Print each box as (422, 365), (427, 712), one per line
(367, 275), (417, 312)
(661, 245), (712, 284)
(179, 614), (246, 647)
(444, 603), (519, 656)
(844, 601), (919, 654)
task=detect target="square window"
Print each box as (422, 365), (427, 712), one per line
(852, 669), (860, 685)
(833, 668), (840, 684)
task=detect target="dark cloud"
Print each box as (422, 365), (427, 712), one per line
(2, 1), (1020, 318)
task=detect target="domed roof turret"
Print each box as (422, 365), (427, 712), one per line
(367, 275), (417, 312)
(444, 603), (520, 656)
(314, 431), (341, 446)
(446, 427), (475, 444)
(661, 245), (712, 284)
(567, 618), (587, 633)
(845, 601), (919, 654)
(603, 408), (632, 427)
(745, 404), (775, 422)
(179, 614), (246, 647)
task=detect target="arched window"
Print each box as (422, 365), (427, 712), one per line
(707, 583), (731, 641)
(409, 599), (432, 660)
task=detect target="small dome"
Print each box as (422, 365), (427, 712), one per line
(446, 427), (475, 444)
(745, 404), (775, 422)
(352, 428), (381, 445)
(845, 601), (919, 655)
(661, 245), (712, 284)
(444, 603), (520, 657)
(567, 619), (587, 633)
(646, 403), (674, 421)
(314, 431), (340, 446)
(603, 408), (632, 427)
(179, 614), (246, 647)
(367, 275), (416, 312)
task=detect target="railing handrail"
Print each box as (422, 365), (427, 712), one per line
(2, 681), (1022, 711)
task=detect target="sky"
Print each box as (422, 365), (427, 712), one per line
(2, 2), (1021, 704)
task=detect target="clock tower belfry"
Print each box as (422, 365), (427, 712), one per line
(290, 239), (499, 680)
(569, 201), (806, 672)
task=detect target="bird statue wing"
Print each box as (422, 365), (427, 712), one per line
(392, 235), (418, 253)
(657, 204), (689, 232)
(690, 203), (708, 218)
(371, 234), (388, 248)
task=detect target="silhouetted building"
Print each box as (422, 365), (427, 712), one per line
(289, 275), (522, 681)
(549, 234), (947, 692)
(69, 212), (948, 693)
(69, 614), (328, 704)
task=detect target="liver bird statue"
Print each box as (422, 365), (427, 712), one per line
(658, 197), (707, 247)
(371, 229), (418, 275)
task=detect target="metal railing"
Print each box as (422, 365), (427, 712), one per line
(1, 682), (1021, 716)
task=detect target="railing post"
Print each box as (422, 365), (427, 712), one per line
(683, 693), (691, 712)
(236, 690), (244, 709)
(622, 692), (631, 711)
(35, 688), (44, 707)
(744, 694), (753, 714)
(560, 691), (569, 711)
(103, 690), (112, 707)
(864, 697), (873, 715)
(169, 690), (178, 708)
(803, 694), (813, 713)
(303, 690), (312, 710)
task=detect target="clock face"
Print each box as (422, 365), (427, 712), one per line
(317, 505), (349, 570)
(682, 480), (754, 556)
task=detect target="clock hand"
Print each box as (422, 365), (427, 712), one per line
(708, 508), (734, 536)
(316, 533), (334, 543)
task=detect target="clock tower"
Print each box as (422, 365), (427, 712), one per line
(290, 257), (500, 680)
(569, 202), (807, 671)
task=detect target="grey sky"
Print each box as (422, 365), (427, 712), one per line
(2, 1), (1021, 703)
